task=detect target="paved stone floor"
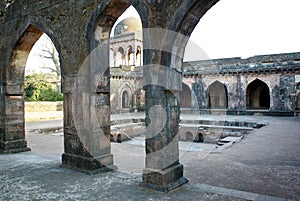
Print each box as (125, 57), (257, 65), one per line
(1, 114), (299, 200)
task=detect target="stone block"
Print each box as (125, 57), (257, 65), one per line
(140, 164), (188, 192)
(61, 153), (115, 175)
(0, 139), (30, 153)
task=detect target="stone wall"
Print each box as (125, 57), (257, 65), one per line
(25, 101), (63, 112)
(182, 52), (300, 115)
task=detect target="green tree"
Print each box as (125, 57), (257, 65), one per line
(25, 73), (63, 101)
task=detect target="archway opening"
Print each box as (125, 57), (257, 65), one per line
(246, 79), (270, 109)
(92, 3), (145, 174)
(186, 131), (194, 142)
(180, 83), (192, 108)
(7, 25), (63, 157)
(197, 133), (204, 143)
(122, 90), (130, 108)
(127, 45), (134, 66)
(207, 81), (228, 109)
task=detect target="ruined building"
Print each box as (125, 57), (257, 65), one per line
(1, 0), (300, 192)
(109, 17), (300, 116)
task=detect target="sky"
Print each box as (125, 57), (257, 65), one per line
(26, 0), (300, 73)
(186, 0), (300, 60)
(114, 0), (300, 61)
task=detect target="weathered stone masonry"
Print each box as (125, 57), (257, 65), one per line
(182, 53), (300, 115)
(0, 0), (220, 192)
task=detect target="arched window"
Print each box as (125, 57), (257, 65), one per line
(116, 47), (125, 66)
(122, 90), (130, 108)
(246, 79), (270, 109)
(207, 81), (228, 109)
(127, 45), (134, 66)
(136, 46), (142, 66)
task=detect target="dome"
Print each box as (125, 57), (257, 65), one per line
(114, 17), (142, 36)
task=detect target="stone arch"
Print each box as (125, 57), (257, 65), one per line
(136, 45), (142, 66)
(116, 46), (125, 66)
(246, 79), (270, 109)
(119, 83), (133, 109)
(2, 23), (62, 153)
(65, 0), (149, 174)
(185, 131), (194, 141)
(159, 0), (220, 70)
(122, 90), (130, 108)
(207, 80), (228, 109)
(87, 0), (148, 53)
(127, 45), (134, 65)
(198, 133), (204, 143)
(169, 0), (220, 35)
(117, 134), (122, 143)
(180, 82), (192, 108)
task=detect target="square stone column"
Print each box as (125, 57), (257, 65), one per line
(140, 66), (188, 192)
(0, 82), (30, 154)
(61, 45), (115, 174)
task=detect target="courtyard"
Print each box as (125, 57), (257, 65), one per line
(1, 113), (299, 200)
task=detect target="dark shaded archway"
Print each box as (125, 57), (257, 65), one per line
(207, 81), (228, 109)
(246, 79), (270, 109)
(180, 83), (192, 108)
(122, 90), (130, 108)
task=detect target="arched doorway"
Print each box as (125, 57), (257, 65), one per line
(207, 81), (228, 109)
(88, 1), (146, 175)
(2, 24), (63, 155)
(186, 131), (194, 141)
(246, 79), (270, 109)
(180, 83), (192, 108)
(122, 90), (130, 108)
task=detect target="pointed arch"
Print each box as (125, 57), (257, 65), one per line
(87, 0), (148, 53)
(246, 79), (270, 109)
(116, 46), (125, 66)
(136, 45), (142, 66)
(180, 82), (192, 108)
(118, 82), (133, 110)
(2, 24), (62, 154)
(127, 45), (134, 66)
(207, 80), (228, 109)
(122, 90), (130, 108)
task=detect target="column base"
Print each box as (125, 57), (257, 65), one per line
(0, 140), (31, 154)
(61, 153), (116, 175)
(140, 164), (189, 192)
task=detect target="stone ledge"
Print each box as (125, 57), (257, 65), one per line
(0, 140), (31, 154)
(140, 176), (188, 193)
(140, 164), (188, 192)
(61, 153), (116, 175)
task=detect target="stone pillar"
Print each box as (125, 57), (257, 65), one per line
(61, 42), (115, 174)
(140, 65), (188, 192)
(0, 81), (30, 153)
